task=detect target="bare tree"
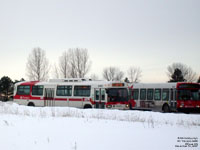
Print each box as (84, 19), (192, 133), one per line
(52, 63), (60, 79)
(68, 49), (78, 78)
(59, 51), (70, 78)
(103, 67), (116, 81)
(90, 74), (99, 81)
(72, 48), (91, 78)
(58, 48), (91, 78)
(103, 67), (124, 81)
(26, 47), (50, 81)
(127, 66), (142, 83)
(167, 62), (197, 82)
(115, 71), (124, 81)
(184, 66), (198, 82)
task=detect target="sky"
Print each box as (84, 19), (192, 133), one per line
(0, 0), (199, 82)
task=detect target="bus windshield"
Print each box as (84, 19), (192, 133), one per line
(177, 89), (199, 101)
(107, 88), (128, 102)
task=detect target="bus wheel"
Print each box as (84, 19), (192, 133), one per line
(84, 104), (92, 109)
(27, 102), (35, 107)
(162, 104), (170, 113)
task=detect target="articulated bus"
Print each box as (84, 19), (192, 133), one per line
(13, 78), (135, 110)
(129, 82), (200, 112)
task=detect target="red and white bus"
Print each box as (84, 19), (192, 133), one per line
(129, 82), (200, 112)
(13, 78), (135, 110)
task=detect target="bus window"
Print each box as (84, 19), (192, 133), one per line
(17, 85), (30, 95)
(107, 88), (128, 102)
(147, 89), (154, 100)
(175, 90), (177, 100)
(154, 89), (161, 101)
(32, 85), (44, 96)
(170, 89), (174, 100)
(56, 86), (72, 96)
(140, 89), (146, 100)
(162, 89), (169, 101)
(133, 89), (139, 100)
(95, 90), (100, 100)
(129, 89), (132, 100)
(177, 89), (199, 100)
(74, 86), (91, 97)
(101, 89), (105, 100)
(191, 90), (199, 100)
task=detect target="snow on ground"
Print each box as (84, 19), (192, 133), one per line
(0, 102), (200, 150)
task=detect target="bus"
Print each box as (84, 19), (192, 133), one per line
(129, 82), (200, 112)
(13, 78), (135, 110)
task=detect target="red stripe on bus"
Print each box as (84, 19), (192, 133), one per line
(90, 98), (95, 104)
(54, 98), (67, 101)
(69, 98), (82, 101)
(14, 95), (43, 100)
(21, 81), (39, 86)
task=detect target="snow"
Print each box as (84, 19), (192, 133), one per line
(0, 102), (200, 150)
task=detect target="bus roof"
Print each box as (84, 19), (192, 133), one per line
(15, 80), (128, 88)
(131, 82), (199, 89)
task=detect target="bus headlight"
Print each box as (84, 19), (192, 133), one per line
(180, 103), (184, 108)
(107, 105), (112, 108)
(126, 104), (129, 108)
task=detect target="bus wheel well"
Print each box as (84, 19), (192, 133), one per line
(84, 104), (92, 109)
(27, 102), (35, 107)
(162, 103), (170, 113)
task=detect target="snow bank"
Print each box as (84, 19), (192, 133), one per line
(1, 102), (200, 127)
(0, 102), (200, 150)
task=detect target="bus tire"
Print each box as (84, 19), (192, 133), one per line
(27, 102), (35, 107)
(84, 104), (92, 109)
(162, 104), (170, 113)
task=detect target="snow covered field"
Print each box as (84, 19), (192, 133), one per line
(0, 102), (200, 150)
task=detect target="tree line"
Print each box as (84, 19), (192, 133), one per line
(26, 47), (91, 81)
(0, 47), (199, 101)
(26, 47), (143, 82)
(26, 47), (199, 83)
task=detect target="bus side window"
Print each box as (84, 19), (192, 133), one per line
(32, 85), (44, 96)
(175, 90), (177, 100)
(140, 89), (146, 100)
(101, 89), (105, 100)
(129, 89), (132, 100)
(147, 89), (154, 100)
(56, 86), (72, 96)
(170, 89), (174, 100)
(154, 89), (161, 101)
(17, 85), (30, 95)
(74, 86), (91, 97)
(162, 89), (169, 101)
(95, 90), (100, 100)
(133, 89), (139, 100)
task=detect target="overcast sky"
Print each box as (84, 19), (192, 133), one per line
(0, 0), (199, 82)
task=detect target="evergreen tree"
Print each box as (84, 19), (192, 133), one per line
(0, 76), (13, 101)
(124, 77), (130, 83)
(167, 63), (197, 82)
(169, 68), (185, 82)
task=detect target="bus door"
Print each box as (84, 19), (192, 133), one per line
(94, 88), (106, 109)
(44, 88), (55, 106)
(169, 88), (176, 110)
